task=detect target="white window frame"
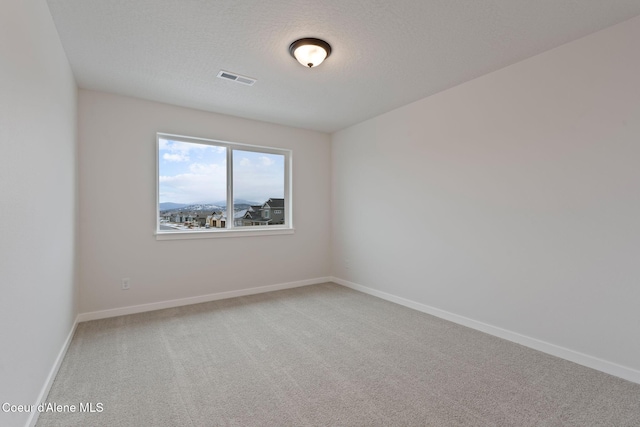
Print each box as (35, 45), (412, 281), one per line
(156, 133), (293, 240)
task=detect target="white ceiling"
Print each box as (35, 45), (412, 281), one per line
(46, 0), (640, 133)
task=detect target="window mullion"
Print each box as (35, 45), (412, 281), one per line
(227, 147), (233, 229)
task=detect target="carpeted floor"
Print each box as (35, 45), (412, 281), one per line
(37, 283), (640, 426)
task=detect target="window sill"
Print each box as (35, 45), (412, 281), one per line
(155, 227), (295, 240)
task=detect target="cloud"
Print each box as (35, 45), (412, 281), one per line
(159, 169), (226, 203)
(160, 139), (219, 163)
(214, 146), (226, 154)
(237, 156), (276, 168)
(189, 163), (223, 174)
(163, 153), (189, 162)
(259, 156), (274, 166)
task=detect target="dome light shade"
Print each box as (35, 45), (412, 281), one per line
(289, 38), (332, 68)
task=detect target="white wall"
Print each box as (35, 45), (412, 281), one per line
(0, 1), (78, 426)
(332, 16), (640, 377)
(78, 90), (331, 314)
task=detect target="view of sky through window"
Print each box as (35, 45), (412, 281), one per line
(159, 138), (227, 204)
(158, 138), (284, 206)
(233, 149), (284, 203)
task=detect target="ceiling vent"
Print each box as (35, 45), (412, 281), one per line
(216, 70), (256, 86)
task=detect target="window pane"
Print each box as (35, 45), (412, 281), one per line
(233, 150), (285, 227)
(158, 138), (227, 231)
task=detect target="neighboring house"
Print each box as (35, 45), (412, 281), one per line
(240, 198), (285, 226)
(242, 207), (270, 226)
(195, 212), (209, 227)
(173, 213), (186, 223)
(261, 198), (284, 225)
(172, 212), (196, 225)
(206, 209), (252, 228)
(239, 205), (263, 226)
(233, 209), (247, 227)
(165, 199), (284, 228)
(206, 211), (227, 228)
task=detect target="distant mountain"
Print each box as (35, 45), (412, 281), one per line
(235, 198), (262, 206)
(159, 202), (189, 211)
(213, 199), (261, 207)
(159, 203), (223, 213)
(160, 199), (262, 213)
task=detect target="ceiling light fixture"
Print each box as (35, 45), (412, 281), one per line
(289, 38), (332, 68)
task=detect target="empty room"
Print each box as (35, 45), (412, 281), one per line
(2, 0), (640, 426)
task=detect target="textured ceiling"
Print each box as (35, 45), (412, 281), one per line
(47, 0), (640, 133)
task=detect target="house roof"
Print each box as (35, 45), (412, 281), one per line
(234, 210), (248, 219)
(243, 210), (270, 223)
(264, 198), (284, 208)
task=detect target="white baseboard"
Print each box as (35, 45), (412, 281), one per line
(77, 277), (332, 322)
(26, 315), (79, 427)
(331, 276), (640, 385)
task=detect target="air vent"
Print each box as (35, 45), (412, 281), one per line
(216, 70), (256, 86)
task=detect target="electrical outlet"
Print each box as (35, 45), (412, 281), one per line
(121, 278), (130, 290)
(344, 258), (351, 270)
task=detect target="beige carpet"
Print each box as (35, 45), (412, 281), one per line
(37, 283), (640, 426)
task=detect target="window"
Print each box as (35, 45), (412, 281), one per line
(156, 133), (292, 239)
